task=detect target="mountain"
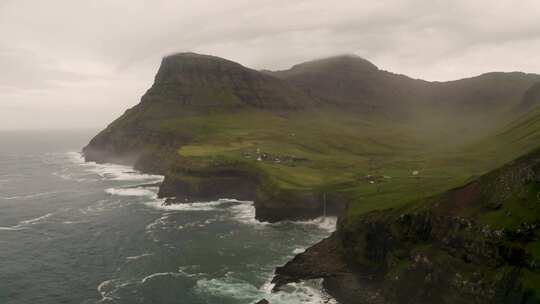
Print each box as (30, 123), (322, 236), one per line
(270, 55), (540, 115)
(84, 52), (540, 303)
(270, 54), (426, 112)
(83, 53), (314, 165)
(267, 55), (540, 145)
(84, 52), (540, 220)
(150, 52), (314, 109)
(85, 52), (540, 166)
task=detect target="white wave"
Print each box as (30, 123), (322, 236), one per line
(88, 163), (163, 183)
(0, 212), (54, 231)
(65, 151), (85, 164)
(96, 279), (135, 303)
(145, 212), (219, 235)
(141, 272), (181, 284)
(295, 216), (338, 233)
(20, 213), (53, 225)
(66, 151), (164, 183)
(80, 199), (111, 215)
(260, 280), (275, 294)
(195, 277), (261, 301)
(105, 187), (158, 198)
(96, 279), (115, 302)
(195, 276), (337, 304)
(268, 280), (338, 304)
(0, 226), (29, 231)
(126, 253), (154, 261)
(225, 200), (336, 232)
(145, 199), (227, 212)
(145, 214), (171, 230)
(292, 248), (305, 254)
(177, 265), (203, 278)
(226, 200), (270, 227)
(52, 169), (96, 183)
(62, 221), (86, 224)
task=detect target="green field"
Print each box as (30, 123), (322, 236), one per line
(154, 106), (540, 219)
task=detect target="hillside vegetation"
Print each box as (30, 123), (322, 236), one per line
(85, 52), (540, 220)
(84, 52), (540, 303)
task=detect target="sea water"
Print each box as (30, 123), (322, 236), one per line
(0, 130), (337, 304)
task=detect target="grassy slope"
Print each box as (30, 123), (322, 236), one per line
(340, 110), (540, 297)
(166, 106), (540, 297)
(159, 105), (536, 220)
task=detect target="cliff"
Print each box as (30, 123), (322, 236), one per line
(273, 147), (540, 303)
(84, 53), (540, 221)
(84, 52), (540, 301)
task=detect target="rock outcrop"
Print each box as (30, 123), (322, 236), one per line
(273, 148), (540, 303)
(150, 53), (315, 109)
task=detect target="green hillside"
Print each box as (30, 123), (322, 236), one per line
(84, 52), (540, 222)
(84, 52), (540, 303)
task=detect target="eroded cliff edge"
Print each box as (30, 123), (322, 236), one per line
(273, 148), (540, 303)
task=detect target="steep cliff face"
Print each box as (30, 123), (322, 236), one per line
(149, 53), (315, 109)
(83, 53), (314, 167)
(274, 147), (540, 304)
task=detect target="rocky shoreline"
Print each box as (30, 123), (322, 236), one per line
(85, 145), (347, 223)
(83, 148), (350, 302)
(272, 232), (384, 304)
(83, 145), (540, 304)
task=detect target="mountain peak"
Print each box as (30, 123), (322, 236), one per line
(287, 54), (379, 73)
(162, 52), (239, 64)
(154, 52), (247, 85)
(146, 52), (314, 109)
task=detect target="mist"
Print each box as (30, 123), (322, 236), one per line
(2, 0), (540, 130)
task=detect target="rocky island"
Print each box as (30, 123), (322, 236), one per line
(84, 52), (540, 303)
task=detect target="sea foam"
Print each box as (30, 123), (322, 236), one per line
(195, 276), (337, 304)
(105, 187), (158, 198)
(0, 212), (55, 232)
(67, 152), (164, 183)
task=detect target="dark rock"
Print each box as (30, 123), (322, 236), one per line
(273, 233), (384, 304)
(152, 52), (315, 109)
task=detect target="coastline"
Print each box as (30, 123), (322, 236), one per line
(81, 150), (343, 303)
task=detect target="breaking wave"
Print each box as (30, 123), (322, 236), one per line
(195, 276), (337, 304)
(0, 212), (55, 232)
(105, 187), (159, 198)
(66, 152), (164, 184)
(20, 212), (54, 225)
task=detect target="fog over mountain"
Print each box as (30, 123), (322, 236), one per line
(1, 0), (540, 129)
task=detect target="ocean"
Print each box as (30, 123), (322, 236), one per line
(0, 130), (336, 304)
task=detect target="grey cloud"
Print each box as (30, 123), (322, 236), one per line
(0, 46), (92, 90)
(1, 0), (540, 130)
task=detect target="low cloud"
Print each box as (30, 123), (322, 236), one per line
(1, 0), (540, 129)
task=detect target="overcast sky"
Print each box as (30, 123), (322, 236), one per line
(2, 0), (540, 130)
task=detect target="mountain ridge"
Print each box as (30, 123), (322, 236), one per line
(83, 51), (540, 303)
